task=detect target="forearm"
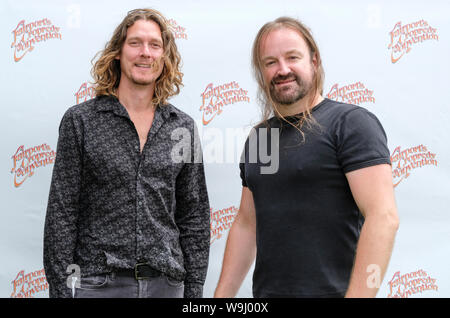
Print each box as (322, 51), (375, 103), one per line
(214, 218), (256, 298)
(44, 174), (81, 298)
(43, 205), (78, 298)
(345, 212), (399, 298)
(179, 225), (210, 298)
(175, 157), (210, 297)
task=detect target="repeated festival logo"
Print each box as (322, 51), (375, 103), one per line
(11, 18), (62, 62)
(326, 81), (375, 106)
(11, 144), (56, 187)
(210, 205), (238, 245)
(388, 19), (439, 63)
(387, 269), (438, 298)
(75, 82), (96, 104)
(11, 269), (48, 298)
(168, 18), (188, 40)
(200, 82), (250, 125)
(390, 144), (437, 187)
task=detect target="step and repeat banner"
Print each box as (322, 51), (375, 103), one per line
(1, 0), (449, 298)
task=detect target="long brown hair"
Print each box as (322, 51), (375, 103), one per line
(252, 17), (325, 139)
(91, 8), (183, 106)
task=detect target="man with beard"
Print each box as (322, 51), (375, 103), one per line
(44, 9), (210, 298)
(214, 17), (399, 298)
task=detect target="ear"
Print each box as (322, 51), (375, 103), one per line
(115, 50), (122, 61)
(311, 52), (319, 70)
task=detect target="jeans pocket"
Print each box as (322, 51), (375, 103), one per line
(165, 275), (184, 288)
(79, 274), (109, 290)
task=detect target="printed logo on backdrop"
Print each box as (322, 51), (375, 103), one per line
(168, 19), (187, 40)
(11, 144), (56, 187)
(210, 206), (238, 245)
(75, 82), (96, 104)
(11, 18), (62, 62)
(326, 82), (375, 106)
(387, 269), (438, 298)
(390, 144), (437, 187)
(11, 269), (48, 298)
(388, 19), (439, 63)
(200, 82), (250, 125)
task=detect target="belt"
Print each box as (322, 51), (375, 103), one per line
(116, 263), (162, 280)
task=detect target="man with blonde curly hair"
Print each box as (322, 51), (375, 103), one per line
(44, 9), (210, 298)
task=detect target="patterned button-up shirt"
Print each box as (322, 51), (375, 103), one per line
(44, 96), (210, 298)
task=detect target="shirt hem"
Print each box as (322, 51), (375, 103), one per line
(343, 157), (391, 174)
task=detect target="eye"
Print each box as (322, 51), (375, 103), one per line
(151, 42), (162, 49)
(265, 61), (275, 67)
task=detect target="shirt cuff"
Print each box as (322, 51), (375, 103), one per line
(184, 282), (204, 298)
(49, 284), (72, 298)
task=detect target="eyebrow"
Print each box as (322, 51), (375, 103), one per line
(262, 49), (304, 62)
(285, 49), (304, 57)
(126, 36), (163, 45)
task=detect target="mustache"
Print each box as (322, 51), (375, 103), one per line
(136, 57), (163, 69)
(271, 73), (298, 85)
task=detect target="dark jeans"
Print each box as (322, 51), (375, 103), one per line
(74, 271), (184, 298)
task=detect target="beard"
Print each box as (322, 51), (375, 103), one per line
(269, 72), (313, 105)
(130, 58), (163, 86)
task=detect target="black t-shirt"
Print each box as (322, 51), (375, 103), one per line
(240, 98), (391, 297)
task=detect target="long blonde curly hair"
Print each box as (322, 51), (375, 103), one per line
(91, 8), (183, 106)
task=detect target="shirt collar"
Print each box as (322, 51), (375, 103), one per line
(95, 95), (177, 120)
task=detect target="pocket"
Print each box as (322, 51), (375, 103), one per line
(165, 275), (184, 288)
(79, 274), (109, 290)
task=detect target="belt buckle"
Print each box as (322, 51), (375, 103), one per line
(134, 262), (149, 280)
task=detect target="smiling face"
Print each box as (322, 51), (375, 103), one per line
(260, 27), (317, 106)
(116, 19), (165, 89)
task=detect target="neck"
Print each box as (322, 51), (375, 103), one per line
(116, 81), (156, 113)
(277, 92), (324, 117)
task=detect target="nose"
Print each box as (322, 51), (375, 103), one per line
(276, 59), (291, 76)
(140, 44), (152, 58)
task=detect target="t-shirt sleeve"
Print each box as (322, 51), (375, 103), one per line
(239, 162), (247, 187)
(239, 144), (248, 187)
(336, 107), (391, 173)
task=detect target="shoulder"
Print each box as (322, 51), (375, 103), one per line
(319, 98), (367, 118)
(163, 103), (197, 128)
(318, 98), (381, 128)
(251, 117), (281, 131)
(63, 96), (106, 119)
(56, 98), (99, 133)
(326, 100), (387, 145)
(164, 103), (192, 119)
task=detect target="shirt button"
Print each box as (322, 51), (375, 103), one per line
(138, 201), (142, 206)
(135, 146), (139, 151)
